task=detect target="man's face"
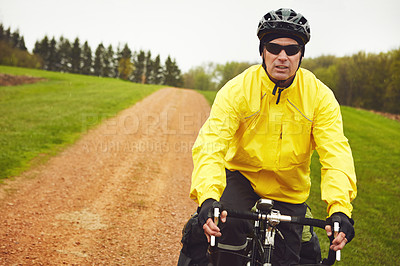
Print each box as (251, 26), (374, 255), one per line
(262, 37), (302, 82)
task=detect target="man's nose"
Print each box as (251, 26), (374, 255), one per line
(277, 49), (288, 59)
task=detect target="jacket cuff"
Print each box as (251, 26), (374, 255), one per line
(198, 191), (221, 207)
(328, 203), (352, 218)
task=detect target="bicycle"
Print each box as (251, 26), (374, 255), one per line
(209, 199), (339, 266)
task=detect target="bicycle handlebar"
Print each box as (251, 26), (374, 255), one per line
(219, 207), (337, 265)
(223, 208), (327, 229)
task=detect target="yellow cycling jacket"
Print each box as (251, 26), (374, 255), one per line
(190, 65), (357, 217)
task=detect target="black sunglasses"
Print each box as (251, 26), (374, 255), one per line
(265, 42), (302, 56)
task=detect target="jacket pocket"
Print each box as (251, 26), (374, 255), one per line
(280, 117), (312, 168)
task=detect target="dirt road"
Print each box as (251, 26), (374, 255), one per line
(0, 87), (210, 265)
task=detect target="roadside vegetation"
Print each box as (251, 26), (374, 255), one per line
(0, 23), (183, 87)
(2, 22), (399, 115)
(0, 65), (163, 180)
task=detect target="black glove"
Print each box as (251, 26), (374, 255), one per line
(198, 198), (219, 226)
(327, 212), (355, 243)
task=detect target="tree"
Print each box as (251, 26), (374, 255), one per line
(17, 36), (27, 51)
(4, 27), (11, 43)
(81, 41), (93, 75)
(32, 40), (43, 65)
(93, 43), (105, 76)
(57, 36), (72, 72)
(118, 58), (134, 80)
(120, 43), (132, 59)
(71, 37), (82, 73)
(150, 55), (163, 85)
(114, 46), (122, 78)
(103, 45), (115, 77)
(0, 39), (41, 68)
(33, 35), (50, 70)
(163, 55), (183, 87)
(11, 29), (20, 48)
(117, 44), (133, 80)
(384, 49), (400, 113)
(144, 51), (153, 84)
(214, 61), (251, 89)
(183, 65), (216, 90)
(9, 29), (27, 51)
(47, 37), (60, 71)
(132, 50), (146, 83)
(0, 24), (4, 41)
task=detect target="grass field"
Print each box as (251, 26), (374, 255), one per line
(0, 65), (163, 180)
(198, 90), (400, 265)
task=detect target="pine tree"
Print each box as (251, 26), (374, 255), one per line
(151, 55), (163, 85)
(71, 37), (82, 73)
(81, 41), (93, 75)
(33, 36), (50, 70)
(11, 29), (20, 48)
(18, 36), (27, 51)
(0, 24), (4, 41)
(103, 44), (114, 77)
(4, 27), (11, 43)
(94, 43), (105, 76)
(47, 37), (59, 71)
(114, 46), (122, 78)
(121, 43), (132, 59)
(57, 36), (72, 72)
(133, 50), (146, 83)
(144, 51), (153, 84)
(163, 55), (183, 87)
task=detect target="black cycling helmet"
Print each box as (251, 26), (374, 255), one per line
(257, 8), (311, 54)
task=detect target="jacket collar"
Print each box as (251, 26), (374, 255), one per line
(259, 65), (298, 104)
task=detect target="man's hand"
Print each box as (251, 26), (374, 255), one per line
(325, 225), (347, 251)
(325, 212), (355, 251)
(202, 210), (228, 242)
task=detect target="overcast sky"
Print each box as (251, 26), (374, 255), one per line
(0, 0), (399, 72)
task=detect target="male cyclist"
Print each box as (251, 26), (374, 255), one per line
(190, 8), (357, 266)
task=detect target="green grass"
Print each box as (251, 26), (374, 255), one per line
(197, 90), (218, 105)
(0, 65), (163, 180)
(308, 106), (400, 265)
(198, 90), (400, 265)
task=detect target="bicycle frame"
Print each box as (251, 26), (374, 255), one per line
(246, 202), (291, 265)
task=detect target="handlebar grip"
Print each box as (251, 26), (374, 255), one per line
(290, 216), (327, 229)
(210, 207), (220, 247)
(224, 208), (260, 220)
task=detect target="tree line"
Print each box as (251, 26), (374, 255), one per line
(2, 23), (399, 114)
(0, 23), (183, 87)
(301, 50), (400, 114)
(0, 24), (42, 68)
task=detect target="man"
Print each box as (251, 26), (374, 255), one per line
(189, 8), (357, 265)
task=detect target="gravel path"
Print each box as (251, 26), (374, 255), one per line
(0, 87), (210, 265)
